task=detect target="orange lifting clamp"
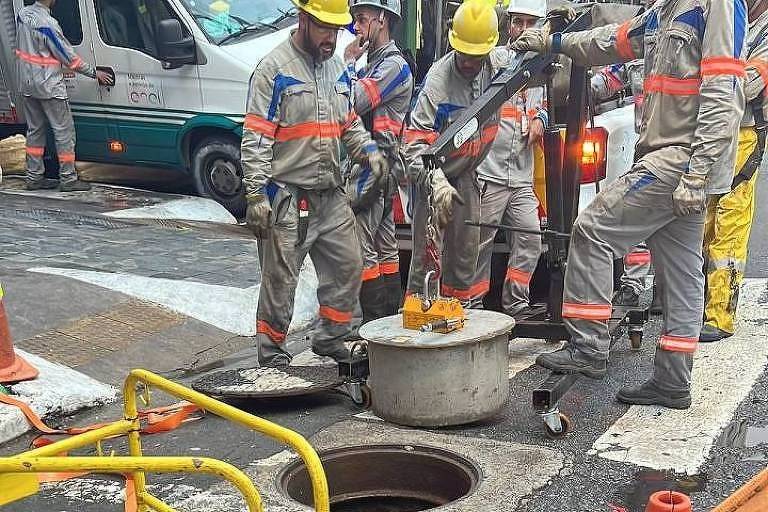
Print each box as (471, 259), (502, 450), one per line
(402, 270), (466, 334)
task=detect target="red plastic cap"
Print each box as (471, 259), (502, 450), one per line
(646, 490), (692, 512)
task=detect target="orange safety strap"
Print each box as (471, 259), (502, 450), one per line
(244, 114), (278, 138)
(747, 58), (768, 89)
(616, 21), (636, 62)
(659, 334), (698, 353)
(319, 305), (353, 323)
(701, 56), (746, 77)
(441, 280), (490, 300)
(359, 78), (382, 109)
(644, 75), (702, 96)
(624, 251), (652, 266)
(256, 319), (286, 344)
(404, 128), (438, 144)
(379, 261), (399, 275)
(561, 302), (612, 321)
(505, 267), (532, 286)
(362, 264), (381, 282)
(15, 49), (60, 67)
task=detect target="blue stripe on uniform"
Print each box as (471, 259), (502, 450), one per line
(626, 173), (656, 195)
(268, 73), (304, 122)
(433, 103), (464, 132)
(674, 8), (705, 40)
(36, 26), (68, 60)
(734, 0), (747, 59)
(379, 64), (412, 102)
(357, 167), (372, 196)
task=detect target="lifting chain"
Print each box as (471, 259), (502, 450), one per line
(424, 165), (441, 294)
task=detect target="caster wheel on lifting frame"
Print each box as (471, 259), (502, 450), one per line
(543, 413), (572, 439)
(629, 329), (643, 351)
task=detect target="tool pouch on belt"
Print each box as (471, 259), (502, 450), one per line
(345, 162), (383, 213)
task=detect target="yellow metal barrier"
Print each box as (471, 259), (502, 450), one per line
(0, 369), (330, 512)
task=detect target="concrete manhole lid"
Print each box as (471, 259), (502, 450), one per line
(191, 366), (342, 399)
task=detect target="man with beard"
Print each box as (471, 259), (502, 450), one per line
(241, 0), (388, 366)
(15, 0), (113, 191)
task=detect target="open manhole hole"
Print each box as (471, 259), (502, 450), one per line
(278, 444), (480, 512)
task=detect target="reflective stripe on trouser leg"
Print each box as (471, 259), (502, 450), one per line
(23, 98), (48, 182)
(41, 98), (78, 182)
(440, 171), (483, 303)
(620, 243), (651, 295)
(474, 181), (512, 307)
(255, 187), (301, 363)
(647, 211), (705, 393)
(501, 187), (541, 314)
(309, 188), (363, 352)
(374, 195), (399, 275)
(563, 168), (679, 362)
(704, 128), (759, 334)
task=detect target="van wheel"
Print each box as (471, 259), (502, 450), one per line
(191, 136), (246, 216)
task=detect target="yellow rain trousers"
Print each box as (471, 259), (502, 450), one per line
(704, 127), (761, 334)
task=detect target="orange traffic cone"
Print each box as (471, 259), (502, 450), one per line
(646, 490), (692, 512)
(0, 284), (38, 383)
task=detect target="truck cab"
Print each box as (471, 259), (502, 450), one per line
(0, 0), (355, 214)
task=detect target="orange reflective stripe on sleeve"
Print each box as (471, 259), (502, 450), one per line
(454, 125), (499, 157)
(747, 58), (768, 88)
(505, 267), (532, 286)
(373, 116), (404, 135)
(362, 264), (381, 281)
(15, 49), (60, 66)
(441, 280), (490, 300)
(69, 56), (84, 70)
(275, 121), (343, 141)
(257, 319), (286, 343)
(58, 152), (76, 164)
(562, 302), (612, 321)
(244, 114), (278, 137)
(319, 305), (353, 323)
(359, 78), (382, 109)
(616, 21), (636, 61)
(644, 75), (702, 96)
(701, 56), (746, 78)
(500, 104), (523, 121)
(404, 128), (439, 144)
(659, 334), (698, 353)
(26, 146), (45, 157)
(380, 261), (400, 275)
(624, 251), (652, 266)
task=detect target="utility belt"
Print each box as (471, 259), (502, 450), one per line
(265, 181), (340, 246)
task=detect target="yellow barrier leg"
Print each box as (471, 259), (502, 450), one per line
(123, 381), (149, 512)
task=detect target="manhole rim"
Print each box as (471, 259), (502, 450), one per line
(276, 443), (483, 511)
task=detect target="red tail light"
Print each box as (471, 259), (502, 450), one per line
(580, 127), (608, 184)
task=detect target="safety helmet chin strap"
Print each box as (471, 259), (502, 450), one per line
(364, 8), (387, 51)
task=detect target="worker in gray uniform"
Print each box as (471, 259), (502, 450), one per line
(16, 0), (112, 191)
(513, 0), (748, 409)
(473, 0), (546, 316)
(241, 0), (388, 366)
(343, 0), (414, 323)
(404, 0), (501, 304)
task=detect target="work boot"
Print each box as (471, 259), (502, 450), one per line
(262, 353), (291, 368)
(535, 346), (607, 379)
(650, 284), (663, 316)
(360, 277), (389, 324)
(59, 179), (92, 192)
(699, 324), (732, 343)
(509, 306), (535, 321)
(381, 273), (404, 315)
(26, 178), (59, 190)
(612, 285), (640, 307)
(616, 380), (691, 409)
(312, 339), (350, 363)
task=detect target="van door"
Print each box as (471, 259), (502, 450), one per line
(88, 0), (202, 167)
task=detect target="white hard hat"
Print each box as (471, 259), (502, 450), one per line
(349, 0), (401, 19)
(506, 0), (546, 18)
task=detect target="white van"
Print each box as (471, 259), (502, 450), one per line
(0, 0), (355, 214)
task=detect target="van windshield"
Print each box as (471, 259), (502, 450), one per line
(180, 0), (298, 44)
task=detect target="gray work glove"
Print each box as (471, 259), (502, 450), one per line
(431, 168), (463, 227)
(245, 192), (272, 238)
(509, 27), (552, 54)
(672, 173), (707, 217)
(367, 149), (389, 184)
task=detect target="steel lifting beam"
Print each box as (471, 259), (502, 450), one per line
(419, 11), (592, 169)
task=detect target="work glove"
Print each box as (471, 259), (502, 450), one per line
(431, 168), (463, 228)
(672, 173), (707, 217)
(509, 27), (552, 54)
(368, 149), (389, 183)
(245, 192), (272, 238)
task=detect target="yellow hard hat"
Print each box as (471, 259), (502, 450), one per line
(449, 0), (500, 56)
(292, 0), (352, 26)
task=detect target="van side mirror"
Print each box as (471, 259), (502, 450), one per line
(157, 19), (195, 69)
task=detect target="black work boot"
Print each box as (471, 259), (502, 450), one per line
(381, 273), (404, 316)
(26, 178), (60, 190)
(616, 379), (691, 409)
(360, 277), (389, 324)
(536, 347), (607, 379)
(59, 180), (92, 192)
(612, 285), (640, 307)
(699, 324), (732, 343)
(311, 341), (350, 362)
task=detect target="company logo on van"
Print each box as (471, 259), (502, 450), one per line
(127, 73), (164, 107)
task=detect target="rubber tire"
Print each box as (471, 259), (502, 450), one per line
(543, 413), (571, 439)
(191, 136), (246, 217)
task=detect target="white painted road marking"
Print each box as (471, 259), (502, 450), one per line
(592, 278), (768, 474)
(105, 197), (237, 224)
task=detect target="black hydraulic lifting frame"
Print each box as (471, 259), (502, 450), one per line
(421, 11), (649, 436)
